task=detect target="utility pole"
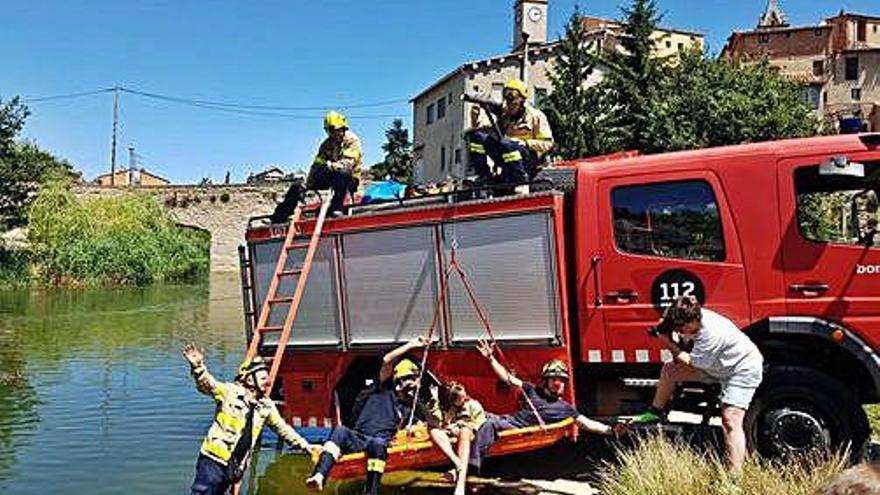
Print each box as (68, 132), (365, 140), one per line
(128, 146), (135, 186)
(110, 86), (120, 186)
(520, 32), (530, 86)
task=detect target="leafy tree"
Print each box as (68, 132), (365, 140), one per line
(370, 119), (413, 183)
(542, 6), (622, 159)
(0, 97), (72, 230)
(594, 0), (667, 152)
(645, 49), (823, 152)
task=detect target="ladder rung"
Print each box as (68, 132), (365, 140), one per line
(278, 269), (302, 277)
(268, 297), (294, 304)
(285, 242), (312, 251)
(258, 326), (284, 333)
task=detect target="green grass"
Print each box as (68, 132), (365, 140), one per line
(23, 177), (210, 286)
(597, 434), (848, 495)
(866, 404), (880, 440)
(0, 248), (32, 288)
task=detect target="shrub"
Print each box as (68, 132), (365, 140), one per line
(0, 248), (32, 288)
(597, 434), (848, 495)
(27, 178), (209, 286)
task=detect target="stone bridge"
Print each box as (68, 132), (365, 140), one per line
(74, 183), (290, 272)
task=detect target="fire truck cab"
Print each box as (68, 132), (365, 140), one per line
(241, 133), (880, 459)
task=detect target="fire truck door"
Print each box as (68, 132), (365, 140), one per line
(594, 172), (750, 364)
(778, 155), (880, 347)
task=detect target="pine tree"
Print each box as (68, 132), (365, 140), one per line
(542, 7), (621, 159)
(370, 119), (413, 183)
(595, 0), (667, 152)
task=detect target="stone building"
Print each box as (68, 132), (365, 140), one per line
(411, 0), (704, 183)
(721, 0), (880, 132)
(93, 167), (170, 187)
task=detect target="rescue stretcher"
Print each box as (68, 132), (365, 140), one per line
(317, 418), (575, 480)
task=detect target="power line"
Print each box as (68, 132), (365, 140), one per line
(21, 88), (115, 102)
(118, 87), (408, 111)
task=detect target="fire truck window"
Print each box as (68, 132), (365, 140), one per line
(795, 162), (880, 246)
(612, 180), (725, 262)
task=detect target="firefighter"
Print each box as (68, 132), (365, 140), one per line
(183, 343), (317, 495)
(270, 111), (363, 222)
(306, 337), (441, 495)
(471, 340), (624, 472)
(630, 296), (764, 476)
(465, 78), (553, 188)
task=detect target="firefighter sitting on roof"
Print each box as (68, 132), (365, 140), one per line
(270, 111), (363, 222)
(470, 339), (625, 473)
(465, 78), (553, 187)
(306, 336), (441, 495)
(183, 344), (317, 495)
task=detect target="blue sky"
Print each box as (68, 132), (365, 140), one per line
(1, 0), (876, 183)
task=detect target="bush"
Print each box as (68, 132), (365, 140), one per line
(0, 248), (32, 288)
(27, 177), (210, 286)
(597, 434), (848, 495)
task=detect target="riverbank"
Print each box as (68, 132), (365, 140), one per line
(0, 179), (209, 288)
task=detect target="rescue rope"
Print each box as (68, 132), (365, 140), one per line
(403, 242), (545, 433)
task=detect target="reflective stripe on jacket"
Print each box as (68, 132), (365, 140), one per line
(308, 130), (364, 181)
(191, 365), (308, 466)
(476, 103), (554, 157)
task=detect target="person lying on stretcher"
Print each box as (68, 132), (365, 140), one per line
(429, 381), (486, 495)
(470, 339), (627, 472)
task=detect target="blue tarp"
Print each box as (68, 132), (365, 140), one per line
(361, 180), (407, 204)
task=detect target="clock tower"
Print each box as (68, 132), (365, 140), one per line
(513, 0), (548, 51)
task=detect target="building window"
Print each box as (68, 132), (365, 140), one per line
(665, 40), (671, 48)
(805, 86), (821, 109)
(796, 163), (880, 246)
(454, 148), (461, 164)
(534, 87), (548, 108)
(437, 97), (446, 120)
(845, 57), (859, 81)
(758, 33), (770, 44)
(440, 146), (446, 172)
(678, 42), (684, 51)
(426, 103), (435, 125)
(785, 32), (792, 38)
(852, 88), (862, 101)
(857, 20), (867, 42)
(611, 180), (726, 262)
(813, 60), (824, 77)
(814, 28), (824, 36)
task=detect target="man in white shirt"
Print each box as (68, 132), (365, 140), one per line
(630, 296), (763, 475)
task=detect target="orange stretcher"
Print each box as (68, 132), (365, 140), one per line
(317, 418), (575, 480)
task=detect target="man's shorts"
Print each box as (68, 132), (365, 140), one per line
(694, 368), (762, 410)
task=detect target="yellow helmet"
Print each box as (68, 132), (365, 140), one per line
(504, 78), (529, 99)
(323, 111), (349, 130)
(393, 358), (420, 381)
(237, 355), (269, 379)
(541, 359), (569, 380)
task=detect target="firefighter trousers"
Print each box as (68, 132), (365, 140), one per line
(465, 130), (537, 184)
(313, 425), (388, 495)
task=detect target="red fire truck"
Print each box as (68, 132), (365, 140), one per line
(240, 133), (880, 461)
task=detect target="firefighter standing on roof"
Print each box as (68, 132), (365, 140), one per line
(465, 78), (554, 185)
(183, 344), (316, 495)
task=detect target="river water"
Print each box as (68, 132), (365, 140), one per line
(0, 274), (453, 494)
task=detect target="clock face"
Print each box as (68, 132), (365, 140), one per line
(528, 6), (543, 22)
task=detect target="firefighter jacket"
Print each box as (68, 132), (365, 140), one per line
(308, 130), (364, 182)
(191, 364), (310, 466)
(474, 103), (554, 157)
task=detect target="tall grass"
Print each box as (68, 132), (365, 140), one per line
(598, 435), (848, 495)
(26, 177), (209, 286)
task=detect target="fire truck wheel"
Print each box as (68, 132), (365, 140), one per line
(745, 366), (869, 461)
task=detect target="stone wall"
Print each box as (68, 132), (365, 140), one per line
(74, 183), (289, 272)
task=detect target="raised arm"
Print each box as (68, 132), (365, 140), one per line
(477, 339), (523, 389)
(378, 336), (427, 383)
(183, 343), (224, 400)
